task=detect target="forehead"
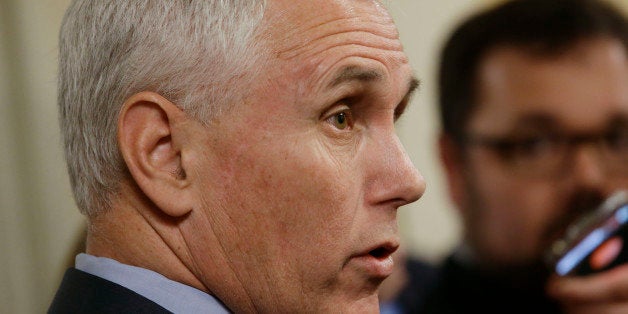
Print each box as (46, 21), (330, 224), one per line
(263, 0), (396, 51)
(258, 0), (408, 82)
(471, 38), (628, 132)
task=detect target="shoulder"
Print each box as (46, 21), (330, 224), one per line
(394, 257), (440, 314)
(48, 268), (172, 314)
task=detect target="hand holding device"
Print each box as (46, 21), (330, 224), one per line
(546, 191), (628, 276)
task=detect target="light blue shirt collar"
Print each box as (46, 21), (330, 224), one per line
(75, 253), (231, 314)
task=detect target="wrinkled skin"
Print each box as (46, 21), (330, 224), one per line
(178, 0), (425, 312)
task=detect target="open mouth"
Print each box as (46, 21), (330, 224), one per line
(349, 243), (398, 278)
(369, 246), (395, 259)
(346, 239), (400, 278)
(368, 244), (398, 260)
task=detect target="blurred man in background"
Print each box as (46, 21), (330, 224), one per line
(419, 0), (628, 312)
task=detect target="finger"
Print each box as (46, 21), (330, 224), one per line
(547, 264), (628, 303)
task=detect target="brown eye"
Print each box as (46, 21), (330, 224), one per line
(329, 110), (353, 130)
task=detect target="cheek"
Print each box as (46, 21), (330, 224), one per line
(611, 177), (628, 193)
(469, 166), (563, 259)
(270, 149), (359, 246)
(210, 135), (363, 263)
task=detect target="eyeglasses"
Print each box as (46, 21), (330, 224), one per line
(463, 127), (628, 178)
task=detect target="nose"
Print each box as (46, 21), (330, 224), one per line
(570, 144), (605, 192)
(365, 133), (426, 207)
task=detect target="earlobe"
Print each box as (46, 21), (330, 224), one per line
(118, 92), (192, 217)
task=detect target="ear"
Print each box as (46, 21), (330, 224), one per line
(118, 91), (192, 217)
(438, 133), (468, 213)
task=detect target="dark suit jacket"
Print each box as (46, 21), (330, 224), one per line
(48, 268), (172, 313)
(388, 258), (439, 314)
(416, 256), (561, 314)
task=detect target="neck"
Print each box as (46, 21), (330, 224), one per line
(452, 243), (551, 292)
(85, 185), (207, 294)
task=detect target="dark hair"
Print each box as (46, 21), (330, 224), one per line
(438, 0), (628, 142)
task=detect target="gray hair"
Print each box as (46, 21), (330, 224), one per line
(58, 1), (268, 216)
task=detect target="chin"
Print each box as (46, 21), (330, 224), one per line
(348, 295), (381, 314)
(318, 293), (380, 314)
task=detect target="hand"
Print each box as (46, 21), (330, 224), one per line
(546, 264), (628, 314)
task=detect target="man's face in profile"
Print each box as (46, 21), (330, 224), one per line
(458, 38), (628, 268)
(174, 0), (424, 312)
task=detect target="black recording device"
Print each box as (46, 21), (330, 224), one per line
(545, 191), (628, 276)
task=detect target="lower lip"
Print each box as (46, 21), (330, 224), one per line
(350, 254), (395, 278)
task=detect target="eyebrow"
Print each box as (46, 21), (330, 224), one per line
(405, 77), (420, 99)
(327, 65), (420, 118)
(508, 112), (628, 133)
(395, 77), (421, 119)
(328, 65), (420, 98)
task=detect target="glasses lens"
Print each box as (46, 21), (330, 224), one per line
(467, 134), (566, 177)
(469, 127), (628, 177)
(602, 128), (628, 172)
(505, 136), (565, 176)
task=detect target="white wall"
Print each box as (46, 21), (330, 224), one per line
(387, 0), (481, 263)
(0, 0), (82, 313)
(2, 1), (627, 313)
(389, 0), (628, 262)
